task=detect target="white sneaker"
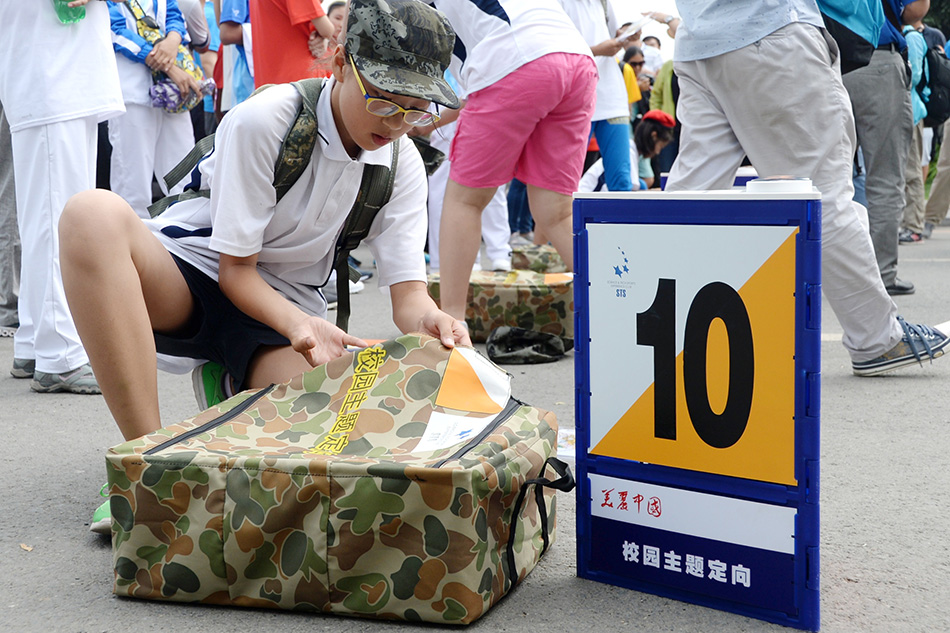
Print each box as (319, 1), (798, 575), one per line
(0, 324), (15, 337)
(491, 258), (512, 272)
(349, 279), (365, 294)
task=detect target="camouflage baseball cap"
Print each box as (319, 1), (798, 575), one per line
(345, 0), (460, 109)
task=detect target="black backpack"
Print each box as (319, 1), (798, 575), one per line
(148, 78), (397, 332)
(917, 47), (950, 128)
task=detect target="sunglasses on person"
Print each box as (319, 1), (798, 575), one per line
(348, 55), (440, 127)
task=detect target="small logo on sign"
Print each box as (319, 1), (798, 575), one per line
(613, 247), (629, 279)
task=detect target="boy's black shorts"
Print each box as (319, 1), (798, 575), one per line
(154, 255), (291, 389)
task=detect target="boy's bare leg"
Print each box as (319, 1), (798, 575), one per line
(246, 345), (314, 388)
(525, 185), (573, 271)
(438, 179), (496, 319)
(60, 190), (194, 441)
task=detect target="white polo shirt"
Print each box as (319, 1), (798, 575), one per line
(146, 77), (429, 317)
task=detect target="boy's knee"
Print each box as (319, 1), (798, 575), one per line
(60, 190), (137, 258)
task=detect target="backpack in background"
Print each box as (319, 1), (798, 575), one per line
(918, 47), (950, 127)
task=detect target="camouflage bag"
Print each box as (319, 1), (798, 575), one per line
(427, 270), (574, 344)
(510, 244), (567, 274)
(105, 334), (573, 624)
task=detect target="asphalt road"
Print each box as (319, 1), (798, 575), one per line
(2, 228), (950, 633)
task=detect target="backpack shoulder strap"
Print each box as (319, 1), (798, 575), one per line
(274, 78), (325, 203)
(148, 133), (216, 217)
(333, 140), (399, 331)
(149, 79), (324, 217)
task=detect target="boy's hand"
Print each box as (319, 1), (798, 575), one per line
(419, 309), (472, 348)
(289, 315), (368, 367)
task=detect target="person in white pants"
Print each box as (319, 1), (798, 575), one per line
(108, 0), (200, 219)
(0, 0), (124, 393)
(108, 105), (194, 218)
(0, 103), (19, 338)
(668, 0), (950, 376)
(427, 119), (511, 272)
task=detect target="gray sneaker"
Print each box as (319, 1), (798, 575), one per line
(30, 363), (101, 394)
(0, 324), (16, 338)
(11, 358), (35, 379)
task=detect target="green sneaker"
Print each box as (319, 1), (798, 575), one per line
(90, 485), (110, 535)
(191, 361), (228, 409)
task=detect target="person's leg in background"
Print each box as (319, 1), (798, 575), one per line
(853, 148), (868, 208)
(108, 103), (161, 219)
(923, 128), (950, 236)
(591, 118), (633, 191)
(507, 178), (533, 242)
(482, 186), (512, 271)
(10, 115), (100, 390)
(153, 110), (196, 199)
(900, 121), (925, 242)
(0, 102), (19, 337)
(843, 49), (914, 290)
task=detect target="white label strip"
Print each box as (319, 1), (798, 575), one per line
(589, 474), (796, 554)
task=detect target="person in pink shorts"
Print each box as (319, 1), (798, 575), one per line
(430, 0), (597, 320)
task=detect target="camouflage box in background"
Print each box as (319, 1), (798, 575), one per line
(510, 244), (567, 274)
(106, 334), (568, 624)
(428, 270), (574, 344)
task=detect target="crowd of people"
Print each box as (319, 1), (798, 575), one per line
(1, 0), (950, 529)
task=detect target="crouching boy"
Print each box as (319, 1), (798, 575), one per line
(60, 0), (468, 451)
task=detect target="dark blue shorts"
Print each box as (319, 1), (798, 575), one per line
(154, 255), (290, 389)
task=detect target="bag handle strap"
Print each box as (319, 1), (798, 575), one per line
(505, 457), (575, 591)
(124, 0), (163, 43)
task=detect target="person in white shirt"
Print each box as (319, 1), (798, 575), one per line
(667, 0), (950, 376)
(59, 0), (469, 445)
(0, 0), (125, 394)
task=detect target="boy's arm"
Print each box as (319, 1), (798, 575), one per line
(218, 253), (367, 366)
(389, 280), (472, 348)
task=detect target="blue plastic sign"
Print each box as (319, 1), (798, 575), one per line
(574, 191), (821, 631)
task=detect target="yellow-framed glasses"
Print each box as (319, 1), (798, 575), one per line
(348, 55), (440, 127)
